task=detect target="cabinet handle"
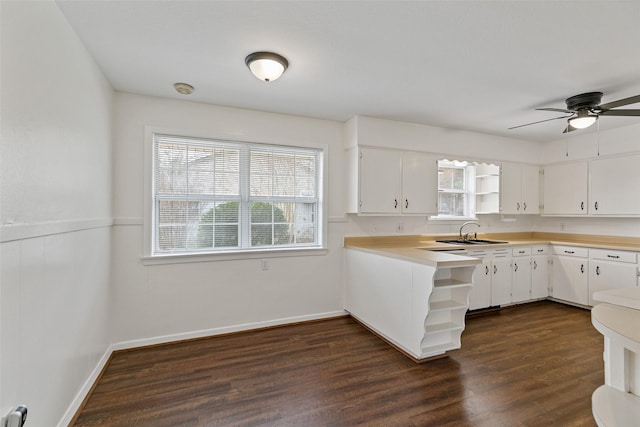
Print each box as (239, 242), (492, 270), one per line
(596, 266), (600, 275)
(514, 263), (518, 272)
(523, 202), (527, 211)
(607, 255), (620, 259)
(405, 199), (409, 209)
(594, 201), (599, 210)
(493, 265), (497, 274)
(580, 264), (584, 273)
(518, 250), (525, 254)
(394, 199), (398, 209)
(533, 260), (538, 270)
(485, 265), (489, 275)
(581, 201), (584, 211)
(537, 249), (544, 252)
(564, 250), (575, 254)
(517, 202), (521, 211)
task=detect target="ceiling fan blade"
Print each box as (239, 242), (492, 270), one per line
(535, 107), (572, 113)
(599, 94), (640, 110)
(599, 109), (640, 116)
(509, 115), (572, 130)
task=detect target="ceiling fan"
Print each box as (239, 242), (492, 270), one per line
(510, 92), (640, 133)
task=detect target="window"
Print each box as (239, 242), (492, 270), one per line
(436, 160), (476, 218)
(152, 134), (322, 255)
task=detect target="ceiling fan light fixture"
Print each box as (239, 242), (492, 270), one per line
(568, 110), (598, 129)
(245, 51), (288, 82)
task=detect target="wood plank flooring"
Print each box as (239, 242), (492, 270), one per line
(71, 301), (603, 426)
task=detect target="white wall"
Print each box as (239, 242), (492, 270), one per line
(0, 1), (113, 426)
(110, 93), (346, 345)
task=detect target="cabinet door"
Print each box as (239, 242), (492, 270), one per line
(402, 152), (438, 214)
(500, 162), (522, 214)
(469, 259), (491, 310)
(551, 255), (588, 305)
(531, 255), (550, 299)
(543, 162), (588, 215)
(359, 148), (402, 214)
(512, 257), (532, 302)
(491, 258), (512, 306)
(520, 165), (540, 214)
(589, 154), (640, 215)
(588, 261), (639, 305)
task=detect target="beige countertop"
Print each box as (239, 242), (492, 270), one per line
(344, 232), (640, 267)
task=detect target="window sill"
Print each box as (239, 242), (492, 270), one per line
(428, 216), (478, 223)
(142, 246), (329, 265)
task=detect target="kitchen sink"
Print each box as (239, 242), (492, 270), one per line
(435, 239), (508, 245)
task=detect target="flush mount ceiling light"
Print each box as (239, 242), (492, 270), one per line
(568, 109), (598, 129)
(245, 52), (288, 82)
(174, 82), (194, 95)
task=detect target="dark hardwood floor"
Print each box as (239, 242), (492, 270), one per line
(71, 301), (602, 426)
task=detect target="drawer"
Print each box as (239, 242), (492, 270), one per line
(531, 245), (549, 255)
(491, 248), (511, 259)
(512, 247), (531, 257)
(589, 248), (637, 263)
(552, 245), (588, 257)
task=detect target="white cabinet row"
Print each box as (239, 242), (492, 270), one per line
(551, 245), (640, 306)
(467, 245), (549, 310)
(347, 146), (540, 216)
(543, 153), (640, 216)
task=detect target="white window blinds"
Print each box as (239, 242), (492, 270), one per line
(153, 134), (321, 254)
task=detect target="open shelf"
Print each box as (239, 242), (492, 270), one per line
(592, 385), (640, 427)
(434, 278), (472, 288)
(425, 321), (464, 334)
(430, 300), (467, 312)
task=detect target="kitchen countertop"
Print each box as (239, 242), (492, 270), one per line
(344, 232), (640, 268)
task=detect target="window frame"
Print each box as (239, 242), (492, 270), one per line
(433, 160), (477, 220)
(143, 127), (328, 264)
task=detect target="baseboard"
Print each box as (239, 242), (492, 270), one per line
(57, 345), (114, 427)
(111, 310), (348, 351)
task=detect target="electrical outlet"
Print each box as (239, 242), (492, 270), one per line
(260, 260), (269, 271)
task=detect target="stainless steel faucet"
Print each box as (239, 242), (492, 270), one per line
(459, 221), (480, 241)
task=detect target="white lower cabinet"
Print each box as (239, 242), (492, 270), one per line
(345, 248), (478, 360)
(588, 249), (639, 306)
(531, 246), (550, 300)
(512, 247), (532, 303)
(551, 246), (589, 305)
(467, 248), (511, 309)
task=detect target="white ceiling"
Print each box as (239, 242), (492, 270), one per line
(55, 0), (640, 143)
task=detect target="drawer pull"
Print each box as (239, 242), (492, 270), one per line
(537, 249), (544, 252)
(518, 250), (525, 254)
(606, 255), (620, 259)
(564, 250), (575, 254)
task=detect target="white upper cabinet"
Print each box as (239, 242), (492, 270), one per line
(347, 147), (438, 215)
(500, 162), (540, 214)
(401, 151), (438, 214)
(358, 147), (403, 214)
(543, 161), (588, 215)
(589, 154), (640, 216)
